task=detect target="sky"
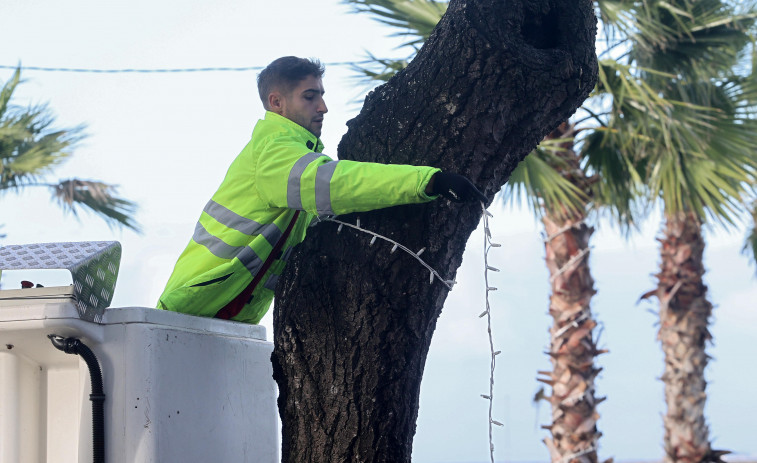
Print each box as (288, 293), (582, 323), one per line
(1, 1), (756, 462)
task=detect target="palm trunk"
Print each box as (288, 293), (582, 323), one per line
(655, 211), (725, 463)
(538, 124), (604, 463)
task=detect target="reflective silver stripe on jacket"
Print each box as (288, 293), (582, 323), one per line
(287, 152), (325, 210)
(258, 223), (283, 249)
(236, 246), (265, 276)
(315, 161), (339, 216)
(203, 200), (282, 248)
(263, 273), (279, 291)
(192, 222), (264, 276)
(261, 248), (294, 291)
(203, 200), (263, 235)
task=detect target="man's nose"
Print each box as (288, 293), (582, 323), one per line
(319, 99), (328, 114)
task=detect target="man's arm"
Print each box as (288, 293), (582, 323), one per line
(257, 140), (484, 215)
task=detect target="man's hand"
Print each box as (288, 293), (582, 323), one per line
(429, 172), (488, 204)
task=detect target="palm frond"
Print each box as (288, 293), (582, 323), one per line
(0, 67), (21, 120)
(1, 67), (139, 232)
(0, 124), (82, 189)
(589, 60), (705, 163)
(501, 147), (589, 222)
(581, 127), (645, 230)
(639, 91), (757, 226)
(343, 0), (447, 46)
(51, 179), (141, 232)
(590, 14), (757, 227)
(344, 0), (447, 89)
(630, 0), (756, 79)
(596, 0), (640, 45)
(349, 53), (411, 93)
(352, 55), (410, 83)
(595, 60), (678, 136)
(1, 70), (84, 189)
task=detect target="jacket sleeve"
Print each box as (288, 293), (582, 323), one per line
(255, 136), (440, 216)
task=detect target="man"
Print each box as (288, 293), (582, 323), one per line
(157, 56), (485, 324)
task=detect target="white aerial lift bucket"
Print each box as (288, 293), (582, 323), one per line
(0, 242), (278, 463)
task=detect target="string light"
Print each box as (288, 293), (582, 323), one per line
(319, 217), (456, 290)
(320, 207), (504, 461)
(480, 202), (503, 463)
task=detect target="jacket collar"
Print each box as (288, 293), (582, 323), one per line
(264, 111), (324, 153)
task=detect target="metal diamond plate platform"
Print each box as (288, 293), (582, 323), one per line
(0, 241), (121, 321)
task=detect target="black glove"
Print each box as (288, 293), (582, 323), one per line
(430, 172), (487, 204)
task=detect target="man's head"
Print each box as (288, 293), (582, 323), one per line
(257, 56), (328, 137)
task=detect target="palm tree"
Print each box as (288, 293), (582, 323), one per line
(625, 2), (757, 461)
(503, 50), (680, 463)
(509, 121), (609, 463)
(1, 67), (139, 233)
(540, 2), (757, 461)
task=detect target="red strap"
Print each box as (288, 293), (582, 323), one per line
(214, 210), (301, 320)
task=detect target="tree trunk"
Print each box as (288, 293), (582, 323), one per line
(537, 124), (605, 463)
(272, 0), (598, 461)
(655, 212), (725, 463)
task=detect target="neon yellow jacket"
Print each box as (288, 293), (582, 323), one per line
(158, 111), (440, 324)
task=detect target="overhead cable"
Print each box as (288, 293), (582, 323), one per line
(0, 60), (373, 74)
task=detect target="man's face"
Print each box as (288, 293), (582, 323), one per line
(274, 75), (328, 138)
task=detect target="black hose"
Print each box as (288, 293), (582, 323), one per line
(48, 335), (106, 463)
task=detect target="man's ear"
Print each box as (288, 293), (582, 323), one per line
(268, 91), (285, 115)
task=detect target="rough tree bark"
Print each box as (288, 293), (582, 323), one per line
(272, 0), (598, 461)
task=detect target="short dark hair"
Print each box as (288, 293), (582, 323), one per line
(257, 57), (325, 109)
